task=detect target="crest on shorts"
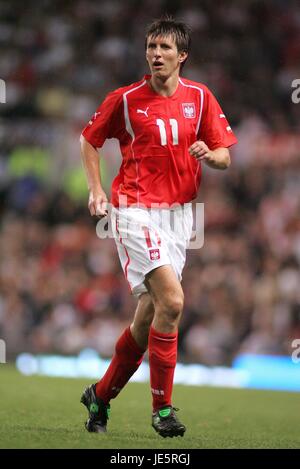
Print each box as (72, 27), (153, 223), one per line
(149, 249), (160, 261)
(182, 103), (196, 119)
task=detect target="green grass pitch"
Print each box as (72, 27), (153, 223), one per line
(0, 365), (299, 449)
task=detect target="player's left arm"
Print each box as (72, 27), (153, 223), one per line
(191, 87), (237, 169)
(189, 141), (230, 170)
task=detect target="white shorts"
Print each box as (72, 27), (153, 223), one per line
(111, 204), (193, 296)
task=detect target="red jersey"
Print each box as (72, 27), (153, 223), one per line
(82, 75), (237, 207)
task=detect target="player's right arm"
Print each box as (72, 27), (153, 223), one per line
(80, 89), (123, 217)
(80, 135), (108, 217)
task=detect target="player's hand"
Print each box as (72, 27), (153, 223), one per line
(88, 189), (108, 218)
(189, 140), (214, 163)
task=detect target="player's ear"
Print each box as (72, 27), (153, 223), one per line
(178, 51), (188, 63)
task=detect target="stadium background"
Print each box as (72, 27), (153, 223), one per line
(0, 0), (299, 375)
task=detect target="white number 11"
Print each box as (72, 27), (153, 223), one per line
(156, 118), (178, 146)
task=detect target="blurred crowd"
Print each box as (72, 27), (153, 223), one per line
(0, 0), (299, 365)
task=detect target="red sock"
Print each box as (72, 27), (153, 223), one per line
(95, 327), (144, 404)
(148, 325), (178, 411)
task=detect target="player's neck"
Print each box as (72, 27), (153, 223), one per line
(149, 73), (179, 97)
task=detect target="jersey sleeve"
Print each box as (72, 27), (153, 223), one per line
(81, 89), (123, 148)
(198, 87), (238, 150)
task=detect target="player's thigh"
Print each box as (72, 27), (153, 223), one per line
(145, 265), (184, 310)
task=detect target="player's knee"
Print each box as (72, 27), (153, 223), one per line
(137, 315), (153, 336)
(158, 292), (184, 323)
(141, 294), (155, 316)
(136, 294), (154, 329)
(129, 294), (154, 350)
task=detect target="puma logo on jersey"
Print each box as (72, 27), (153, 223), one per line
(219, 113), (232, 131)
(89, 111), (101, 125)
(137, 107), (149, 117)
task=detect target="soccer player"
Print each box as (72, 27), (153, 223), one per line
(79, 16), (237, 438)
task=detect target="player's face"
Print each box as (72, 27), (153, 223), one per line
(146, 34), (187, 78)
